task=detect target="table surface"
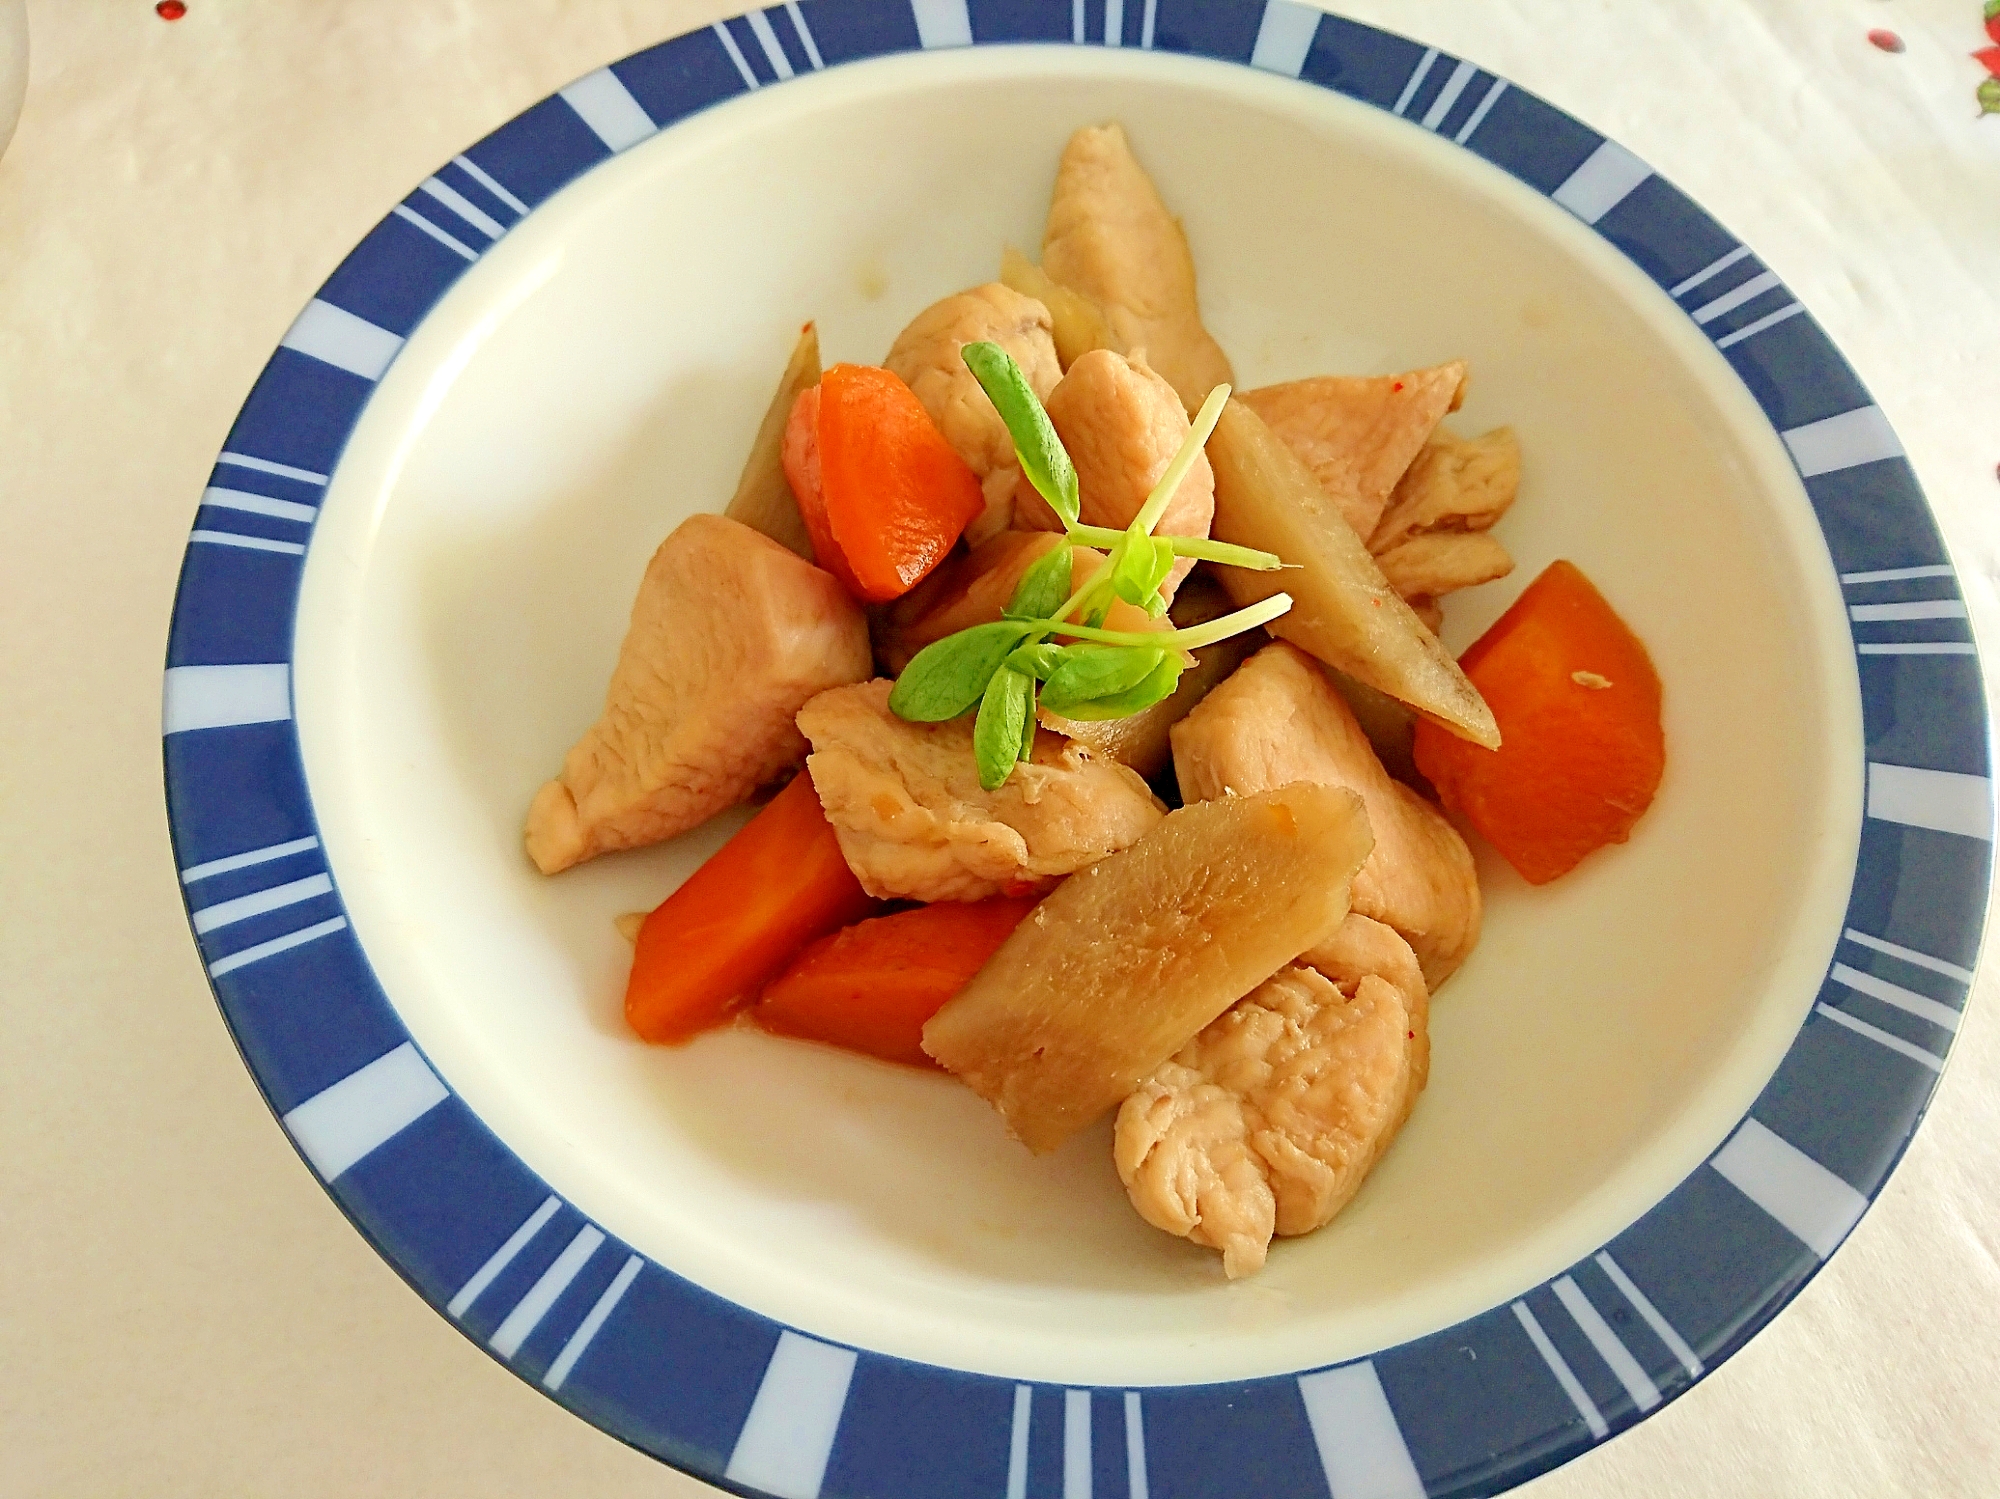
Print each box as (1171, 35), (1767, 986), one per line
(5, 1), (1998, 1494)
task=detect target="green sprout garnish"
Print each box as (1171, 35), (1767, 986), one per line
(887, 344), (1292, 789)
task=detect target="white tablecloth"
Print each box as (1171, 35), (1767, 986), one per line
(5, 1), (1996, 1493)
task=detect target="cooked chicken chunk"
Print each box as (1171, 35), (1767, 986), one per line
(1374, 531), (1515, 602)
(1171, 642), (1481, 988)
(884, 283), (1063, 545)
(1240, 363), (1466, 541)
(1041, 124), (1233, 412)
(797, 679), (1164, 902)
(526, 514), (871, 874)
(1013, 349), (1213, 599)
(1301, 913), (1430, 1094)
(1115, 964), (1415, 1278)
(1370, 425), (1521, 553)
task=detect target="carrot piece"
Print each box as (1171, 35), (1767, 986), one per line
(625, 773), (877, 1044)
(754, 896), (1040, 1068)
(780, 383), (861, 596)
(1413, 560), (1663, 885)
(780, 364), (984, 603)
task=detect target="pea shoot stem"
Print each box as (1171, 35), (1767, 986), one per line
(1050, 550), (1113, 625)
(1065, 525), (1282, 570)
(1131, 384), (1230, 537)
(1045, 593), (1294, 651)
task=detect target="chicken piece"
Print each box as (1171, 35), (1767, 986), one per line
(1407, 596), (1445, 635)
(1301, 913), (1430, 1094)
(1171, 642), (1481, 988)
(1115, 964), (1414, 1278)
(1370, 425), (1521, 554)
(884, 283), (1062, 545)
(1041, 123), (1234, 413)
(1013, 350), (1214, 600)
(1374, 531), (1514, 602)
(797, 679), (1163, 902)
(526, 515), (871, 874)
(1239, 363), (1466, 542)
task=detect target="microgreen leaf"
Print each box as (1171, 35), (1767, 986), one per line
(889, 620), (1035, 722)
(1006, 641), (1066, 680)
(1107, 535), (1177, 613)
(1040, 645), (1166, 715)
(973, 666), (1032, 789)
(962, 342), (1079, 527)
(1003, 541), (1073, 621)
(1050, 653), (1184, 721)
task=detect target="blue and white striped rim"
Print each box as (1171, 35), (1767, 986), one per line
(161, 4), (1992, 1495)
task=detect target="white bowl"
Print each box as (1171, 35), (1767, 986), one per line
(291, 42), (1860, 1390)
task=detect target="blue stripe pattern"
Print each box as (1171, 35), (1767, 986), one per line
(162, 2), (1987, 1496)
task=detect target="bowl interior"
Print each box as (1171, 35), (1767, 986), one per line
(293, 45), (1862, 1386)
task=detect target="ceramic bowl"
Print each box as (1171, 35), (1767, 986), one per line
(164, 6), (1990, 1495)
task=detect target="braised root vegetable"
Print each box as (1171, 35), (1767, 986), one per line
(781, 364), (986, 602)
(1206, 398), (1500, 748)
(1115, 964), (1416, 1277)
(921, 782), (1372, 1154)
(754, 896), (1039, 1068)
(999, 245), (1112, 369)
(1040, 123), (1234, 413)
(1414, 560), (1664, 884)
(725, 322), (822, 559)
(525, 514), (871, 874)
(1172, 642), (1481, 988)
(1239, 363), (1466, 541)
(625, 772), (878, 1043)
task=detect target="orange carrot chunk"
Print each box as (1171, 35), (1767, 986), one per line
(754, 896), (1040, 1068)
(1413, 560), (1663, 885)
(781, 364), (984, 603)
(625, 773), (877, 1044)
(780, 383), (860, 596)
